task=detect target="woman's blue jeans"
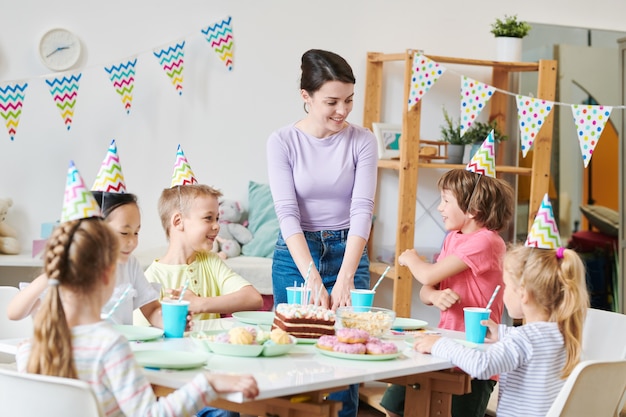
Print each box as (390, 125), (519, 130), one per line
(272, 229), (370, 417)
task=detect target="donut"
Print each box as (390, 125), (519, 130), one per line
(366, 341), (398, 355)
(336, 328), (369, 344)
(334, 342), (367, 354)
(317, 335), (338, 351)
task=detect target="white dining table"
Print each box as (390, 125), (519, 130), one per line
(0, 318), (473, 417)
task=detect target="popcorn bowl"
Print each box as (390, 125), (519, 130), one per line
(335, 306), (396, 337)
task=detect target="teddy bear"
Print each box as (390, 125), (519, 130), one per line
(0, 198), (21, 255)
(214, 198), (253, 259)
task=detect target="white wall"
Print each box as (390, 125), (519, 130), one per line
(2, 0), (626, 319)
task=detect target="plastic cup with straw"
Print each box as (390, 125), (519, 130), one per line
(178, 279), (190, 302)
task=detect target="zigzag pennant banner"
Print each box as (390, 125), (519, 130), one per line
(46, 73), (81, 131)
(0, 82), (28, 141)
(525, 193), (562, 249)
(154, 41), (185, 96)
(201, 16), (234, 71)
(408, 54), (446, 111)
(61, 160), (102, 222)
(571, 104), (613, 168)
(516, 95), (554, 158)
(92, 139), (127, 193)
(104, 58), (137, 115)
(465, 130), (496, 178)
(460, 76), (495, 137)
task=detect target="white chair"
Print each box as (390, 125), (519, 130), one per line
(0, 368), (104, 416)
(582, 308), (626, 360)
(0, 286), (33, 363)
(545, 359), (626, 417)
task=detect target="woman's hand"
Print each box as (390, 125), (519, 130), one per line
(329, 277), (352, 311)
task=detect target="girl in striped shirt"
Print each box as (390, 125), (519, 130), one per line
(16, 217), (258, 417)
(413, 244), (589, 417)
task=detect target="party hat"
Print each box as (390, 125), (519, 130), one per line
(525, 194), (562, 249)
(465, 130), (496, 178)
(92, 139), (127, 193)
(62, 161), (102, 222)
(170, 144), (198, 187)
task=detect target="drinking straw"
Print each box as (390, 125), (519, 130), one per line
(485, 285), (501, 310)
(178, 279), (190, 302)
(302, 261), (313, 305)
(102, 284), (132, 321)
(371, 265), (391, 292)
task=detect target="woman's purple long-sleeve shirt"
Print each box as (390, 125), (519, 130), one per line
(267, 123), (378, 241)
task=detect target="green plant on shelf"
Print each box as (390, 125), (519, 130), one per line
(440, 108), (507, 146)
(490, 14), (532, 38)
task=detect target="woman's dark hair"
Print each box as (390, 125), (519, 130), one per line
(300, 49), (355, 94)
(91, 192), (137, 218)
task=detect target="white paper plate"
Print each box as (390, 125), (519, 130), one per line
(112, 325), (164, 342)
(134, 350), (208, 369)
(232, 311), (275, 326)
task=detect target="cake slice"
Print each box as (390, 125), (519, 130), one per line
(272, 303), (336, 339)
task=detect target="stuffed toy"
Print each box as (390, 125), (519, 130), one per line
(214, 199), (253, 259)
(0, 198), (21, 255)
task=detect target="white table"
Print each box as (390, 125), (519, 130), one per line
(0, 320), (472, 417)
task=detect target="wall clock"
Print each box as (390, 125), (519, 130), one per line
(38, 28), (82, 72)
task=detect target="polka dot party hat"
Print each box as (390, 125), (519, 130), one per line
(61, 161), (102, 223)
(465, 130), (496, 178)
(525, 194), (562, 249)
(170, 144), (198, 187)
(92, 139), (127, 193)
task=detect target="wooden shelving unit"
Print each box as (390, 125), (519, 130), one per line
(363, 50), (557, 318)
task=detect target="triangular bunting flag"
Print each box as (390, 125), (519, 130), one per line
(45, 73), (81, 131)
(571, 104), (613, 168)
(201, 16), (234, 71)
(525, 194), (562, 249)
(104, 58), (137, 115)
(460, 76), (495, 137)
(0, 82), (28, 141)
(408, 54), (446, 111)
(153, 41), (185, 96)
(92, 139), (127, 193)
(465, 130), (496, 178)
(516, 95), (553, 158)
(171, 144), (198, 187)
(62, 161), (102, 223)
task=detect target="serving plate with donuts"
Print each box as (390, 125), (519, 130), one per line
(314, 328), (401, 361)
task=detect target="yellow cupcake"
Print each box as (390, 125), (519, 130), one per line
(270, 328), (291, 344)
(228, 327), (255, 345)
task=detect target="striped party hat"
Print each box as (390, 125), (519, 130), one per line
(62, 161), (102, 222)
(465, 130), (496, 178)
(170, 144), (198, 187)
(92, 139), (127, 193)
(525, 194), (562, 249)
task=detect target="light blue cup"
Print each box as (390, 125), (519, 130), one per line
(463, 307), (491, 343)
(286, 286), (310, 304)
(161, 300), (189, 338)
(350, 289), (375, 312)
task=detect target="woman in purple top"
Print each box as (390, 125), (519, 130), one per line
(267, 49), (378, 417)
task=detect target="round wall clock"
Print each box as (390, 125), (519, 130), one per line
(38, 28), (82, 71)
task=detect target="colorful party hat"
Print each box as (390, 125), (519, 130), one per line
(465, 130), (496, 178)
(525, 194), (562, 249)
(92, 140), (127, 193)
(62, 161), (102, 223)
(170, 144), (198, 187)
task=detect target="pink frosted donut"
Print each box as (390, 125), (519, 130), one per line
(336, 328), (369, 344)
(334, 342), (367, 354)
(367, 337), (382, 345)
(366, 341), (398, 355)
(317, 335), (338, 351)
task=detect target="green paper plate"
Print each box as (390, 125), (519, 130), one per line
(391, 317), (428, 330)
(315, 346), (400, 361)
(206, 340), (264, 357)
(112, 325), (164, 342)
(232, 311), (275, 326)
(134, 350), (208, 369)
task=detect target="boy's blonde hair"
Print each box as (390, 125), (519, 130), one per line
(504, 245), (589, 378)
(158, 184), (223, 238)
(437, 169), (514, 231)
(28, 218), (119, 378)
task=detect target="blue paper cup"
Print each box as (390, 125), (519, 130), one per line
(350, 289), (375, 312)
(464, 307), (491, 343)
(161, 300), (189, 338)
(286, 287), (310, 304)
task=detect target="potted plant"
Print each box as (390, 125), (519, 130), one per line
(439, 108), (470, 164)
(462, 119), (508, 162)
(490, 14), (531, 62)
